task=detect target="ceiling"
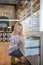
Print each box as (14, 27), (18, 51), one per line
(0, 0), (31, 5)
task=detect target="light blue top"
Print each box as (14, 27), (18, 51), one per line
(8, 34), (21, 53)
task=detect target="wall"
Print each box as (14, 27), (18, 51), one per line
(40, 0), (43, 65)
(0, 5), (15, 19)
(0, 5), (15, 26)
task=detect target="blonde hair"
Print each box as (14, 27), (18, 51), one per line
(12, 22), (22, 35)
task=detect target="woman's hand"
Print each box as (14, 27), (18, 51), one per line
(18, 40), (22, 46)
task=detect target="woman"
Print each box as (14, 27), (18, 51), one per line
(8, 22), (25, 63)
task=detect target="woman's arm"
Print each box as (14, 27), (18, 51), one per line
(17, 35), (24, 46)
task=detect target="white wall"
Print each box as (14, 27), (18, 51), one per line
(40, 0), (43, 65)
(40, 0), (43, 31)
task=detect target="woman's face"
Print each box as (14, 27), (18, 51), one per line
(18, 26), (23, 35)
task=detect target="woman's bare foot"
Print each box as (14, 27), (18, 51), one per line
(15, 57), (20, 63)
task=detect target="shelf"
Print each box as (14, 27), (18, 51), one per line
(31, 0), (37, 6)
(20, 0), (40, 20)
(22, 7), (31, 17)
(20, 9), (31, 20)
(26, 2), (31, 9)
(32, 10), (40, 16)
(27, 8), (31, 13)
(22, 2), (31, 14)
(31, 0), (40, 14)
(20, 2), (31, 20)
(30, 31), (40, 37)
(22, 12), (31, 20)
(32, 4), (40, 13)
(32, 0), (40, 7)
(20, 0), (40, 38)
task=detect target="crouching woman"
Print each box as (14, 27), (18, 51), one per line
(8, 22), (26, 64)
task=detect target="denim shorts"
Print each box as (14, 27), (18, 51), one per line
(9, 49), (23, 57)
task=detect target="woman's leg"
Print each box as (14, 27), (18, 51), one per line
(20, 56), (26, 63)
(11, 56), (19, 65)
(11, 56), (15, 62)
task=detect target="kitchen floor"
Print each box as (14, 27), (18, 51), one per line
(0, 42), (31, 65)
